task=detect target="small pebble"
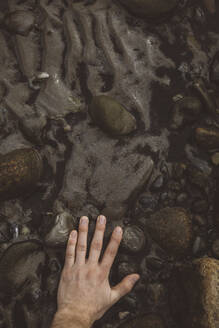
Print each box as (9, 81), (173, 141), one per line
(118, 311), (130, 320)
(176, 193), (188, 204)
(151, 175), (164, 190)
(193, 214), (206, 227)
(121, 226), (146, 253)
(139, 193), (157, 209)
(193, 236), (206, 256)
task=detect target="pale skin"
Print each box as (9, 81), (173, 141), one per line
(50, 215), (140, 328)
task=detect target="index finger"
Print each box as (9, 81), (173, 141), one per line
(100, 226), (123, 275)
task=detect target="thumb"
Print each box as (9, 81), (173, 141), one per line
(110, 274), (140, 305)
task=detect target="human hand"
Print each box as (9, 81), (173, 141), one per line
(53, 215), (140, 327)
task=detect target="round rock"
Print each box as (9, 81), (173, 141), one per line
(195, 127), (219, 150)
(121, 225), (146, 253)
(145, 207), (193, 258)
(89, 95), (137, 136)
(118, 0), (178, 20)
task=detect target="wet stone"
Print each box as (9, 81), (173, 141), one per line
(212, 239), (219, 259)
(4, 10), (35, 36)
(44, 212), (76, 247)
(195, 127), (219, 150)
(146, 255), (164, 271)
(171, 258), (219, 328)
(89, 95), (137, 136)
(172, 96), (202, 129)
(117, 261), (139, 280)
(193, 214), (207, 227)
(151, 175), (164, 190)
(176, 192), (188, 204)
(192, 236), (206, 256)
(121, 225), (146, 253)
(119, 314), (164, 328)
(0, 240), (45, 297)
(145, 207), (193, 258)
(117, 0), (178, 20)
(139, 193), (158, 209)
(211, 152), (219, 165)
(210, 51), (219, 85)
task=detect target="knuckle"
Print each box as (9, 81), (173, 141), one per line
(77, 244), (87, 252)
(65, 252), (74, 259)
(91, 240), (102, 251)
(106, 247), (115, 258)
(124, 281), (132, 292)
(79, 225), (88, 232)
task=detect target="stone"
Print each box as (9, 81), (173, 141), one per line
(151, 175), (164, 190)
(192, 236), (206, 256)
(119, 314), (164, 328)
(44, 212), (76, 247)
(210, 51), (219, 84)
(4, 10), (35, 36)
(121, 225), (146, 253)
(0, 240), (45, 296)
(211, 152), (219, 165)
(172, 97), (202, 129)
(195, 127), (219, 150)
(146, 255), (164, 271)
(139, 193), (158, 210)
(171, 258), (219, 328)
(212, 240), (219, 259)
(117, 262), (139, 280)
(147, 283), (166, 306)
(89, 95), (137, 136)
(118, 0), (178, 20)
(176, 192), (188, 204)
(145, 207), (193, 257)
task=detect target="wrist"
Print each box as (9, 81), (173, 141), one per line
(52, 308), (93, 328)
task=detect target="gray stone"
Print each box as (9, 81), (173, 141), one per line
(89, 95), (137, 136)
(0, 241), (45, 297)
(121, 225), (146, 253)
(172, 96), (202, 129)
(171, 258), (219, 328)
(145, 207), (193, 257)
(118, 0), (178, 19)
(210, 51), (219, 84)
(117, 261), (139, 280)
(44, 212), (76, 247)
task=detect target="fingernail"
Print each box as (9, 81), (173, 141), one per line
(80, 216), (88, 224)
(99, 215), (106, 224)
(70, 231), (77, 239)
(115, 226), (122, 234)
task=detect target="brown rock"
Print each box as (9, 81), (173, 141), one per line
(195, 127), (219, 150)
(145, 207), (193, 257)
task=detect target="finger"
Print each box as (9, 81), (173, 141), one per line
(110, 274), (140, 305)
(64, 230), (78, 269)
(100, 226), (123, 275)
(88, 215), (106, 264)
(75, 216), (89, 265)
